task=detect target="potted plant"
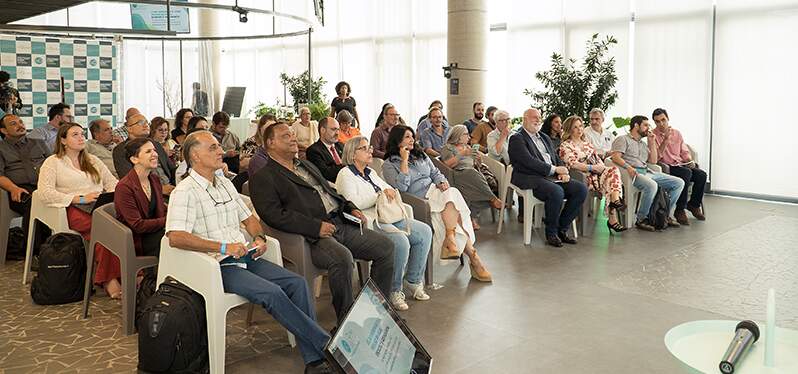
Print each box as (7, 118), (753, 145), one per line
(524, 34), (619, 120)
(279, 71), (327, 112)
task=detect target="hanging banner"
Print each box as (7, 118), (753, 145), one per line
(130, 1), (191, 33)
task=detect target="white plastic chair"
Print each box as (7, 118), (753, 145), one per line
(497, 165), (577, 245)
(156, 235), (296, 374)
(606, 159), (662, 228)
(22, 190), (82, 285)
(369, 158), (385, 179)
(0, 190), (22, 266)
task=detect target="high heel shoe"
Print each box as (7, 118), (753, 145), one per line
(440, 229), (461, 260)
(609, 198), (626, 211)
(606, 220), (627, 234)
(467, 252), (493, 282)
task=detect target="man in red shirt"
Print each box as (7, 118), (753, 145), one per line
(651, 108), (707, 225)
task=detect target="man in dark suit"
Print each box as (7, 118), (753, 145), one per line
(113, 112), (177, 194)
(306, 117), (343, 182)
(250, 122), (394, 322)
(508, 108), (587, 247)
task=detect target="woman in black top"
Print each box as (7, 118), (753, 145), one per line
(171, 108), (194, 144)
(329, 81), (360, 128)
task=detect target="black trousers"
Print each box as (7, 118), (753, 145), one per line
(530, 180), (588, 236)
(668, 166), (707, 210)
(7, 184), (51, 255)
(308, 215), (394, 322)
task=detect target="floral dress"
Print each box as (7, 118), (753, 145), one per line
(559, 140), (622, 215)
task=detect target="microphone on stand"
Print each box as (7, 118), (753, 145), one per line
(719, 320), (760, 374)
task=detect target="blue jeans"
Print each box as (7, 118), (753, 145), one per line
(634, 171), (685, 220)
(382, 218), (432, 292)
(220, 258), (330, 364)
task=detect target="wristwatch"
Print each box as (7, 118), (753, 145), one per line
(255, 234), (267, 242)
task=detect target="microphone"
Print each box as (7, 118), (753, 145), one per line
(719, 320), (760, 374)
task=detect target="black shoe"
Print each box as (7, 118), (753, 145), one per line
(517, 214), (524, 223)
(606, 220), (627, 234)
(545, 235), (563, 247)
(557, 231), (577, 244)
(635, 219), (656, 232)
(305, 360), (334, 374)
(609, 198), (626, 211)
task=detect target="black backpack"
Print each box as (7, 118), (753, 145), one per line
(647, 187), (670, 231)
(30, 233), (86, 305)
(135, 269), (158, 324)
(137, 276), (209, 374)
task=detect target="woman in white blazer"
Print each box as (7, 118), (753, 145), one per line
(335, 136), (433, 311)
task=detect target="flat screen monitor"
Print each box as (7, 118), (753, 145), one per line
(221, 86), (246, 117)
(324, 279), (433, 374)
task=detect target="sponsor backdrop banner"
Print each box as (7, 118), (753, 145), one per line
(0, 34), (119, 129)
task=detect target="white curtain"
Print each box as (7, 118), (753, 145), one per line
(711, 0), (798, 199)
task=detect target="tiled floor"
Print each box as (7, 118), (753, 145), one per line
(1, 195), (796, 373)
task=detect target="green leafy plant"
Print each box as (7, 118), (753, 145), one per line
(249, 101), (277, 119)
(306, 102), (331, 122)
(280, 71), (327, 111)
(524, 34), (618, 120)
(611, 116), (630, 136)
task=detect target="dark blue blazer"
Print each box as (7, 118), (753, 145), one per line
(508, 128), (563, 189)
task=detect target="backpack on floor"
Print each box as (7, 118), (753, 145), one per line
(30, 233), (86, 305)
(137, 276), (209, 374)
(135, 269), (158, 324)
(647, 187), (669, 231)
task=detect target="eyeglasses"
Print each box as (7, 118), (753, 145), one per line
(356, 145), (374, 152)
(206, 184), (234, 206)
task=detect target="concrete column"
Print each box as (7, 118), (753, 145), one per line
(447, 0), (488, 124)
(198, 3), (222, 113)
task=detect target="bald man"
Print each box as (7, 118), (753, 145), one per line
(508, 108), (587, 247)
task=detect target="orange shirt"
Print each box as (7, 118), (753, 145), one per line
(337, 126), (362, 145)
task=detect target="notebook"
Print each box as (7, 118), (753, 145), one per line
(72, 192), (115, 215)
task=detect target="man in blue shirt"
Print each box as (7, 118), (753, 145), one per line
(419, 107), (449, 158)
(462, 102), (485, 134)
(28, 103), (72, 153)
(508, 108), (587, 247)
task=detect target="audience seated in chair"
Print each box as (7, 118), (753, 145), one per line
(462, 102), (485, 134)
(335, 136), (433, 310)
(241, 114), (277, 175)
(382, 125), (492, 282)
(28, 103), (72, 154)
(508, 108), (587, 247)
(558, 116), (627, 233)
(114, 138), (167, 260)
(149, 116), (178, 165)
(584, 108), (615, 159)
(85, 118), (119, 178)
(171, 108), (194, 145)
(37, 123), (120, 298)
(487, 109), (512, 165)
(371, 104), (400, 159)
(418, 107), (449, 158)
(211, 111), (241, 173)
(112, 112), (176, 195)
(439, 124), (503, 230)
(610, 115), (685, 231)
(416, 100), (448, 131)
(164, 131), (333, 374)
(249, 122), (395, 322)
(540, 113), (563, 151)
(306, 117), (344, 182)
(292, 107), (318, 160)
(651, 108), (707, 225)
(0, 114), (52, 254)
(335, 110), (361, 145)
(470, 105), (497, 153)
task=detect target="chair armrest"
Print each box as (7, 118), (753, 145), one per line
(258, 235), (284, 267)
(648, 163), (662, 173)
(402, 202), (413, 218)
(157, 237), (223, 297)
(400, 192), (430, 225)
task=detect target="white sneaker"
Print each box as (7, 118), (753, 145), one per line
(404, 281), (430, 301)
(390, 291), (409, 311)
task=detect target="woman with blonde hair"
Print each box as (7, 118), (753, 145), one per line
(38, 123), (120, 297)
(559, 115), (627, 233)
(439, 124), (503, 230)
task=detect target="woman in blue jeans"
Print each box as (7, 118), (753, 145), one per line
(335, 136), (433, 311)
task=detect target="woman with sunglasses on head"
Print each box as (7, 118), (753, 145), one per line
(38, 123), (120, 298)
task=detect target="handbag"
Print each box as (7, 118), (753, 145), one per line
(375, 191), (411, 235)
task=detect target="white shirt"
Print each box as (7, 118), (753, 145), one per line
(335, 165), (394, 229)
(165, 169), (251, 262)
(486, 128), (510, 164)
(584, 125), (615, 156)
(37, 154), (118, 208)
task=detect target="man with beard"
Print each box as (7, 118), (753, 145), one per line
(470, 105), (497, 153)
(462, 102), (485, 134)
(610, 115), (684, 232)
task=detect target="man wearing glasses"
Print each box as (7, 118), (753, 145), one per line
(112, 111), (177, 195)
(251, 122), (395, 323)
(29, 103), (73, 153)
(370, 104), (400, 159)
(306, 117), (344, 182)
(166, 131), (334, 374)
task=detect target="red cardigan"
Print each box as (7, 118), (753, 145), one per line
(114, 168), (167, 256)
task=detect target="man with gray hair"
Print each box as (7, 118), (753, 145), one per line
(86, 118), (119, 177)
(585, 108), (615, 158)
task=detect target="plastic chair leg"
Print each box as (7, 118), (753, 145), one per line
(121, 265), (137, 336)
(82, 240), (97, 319)
(206, 306), (227, 374)
(523, 196), (533, 245)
